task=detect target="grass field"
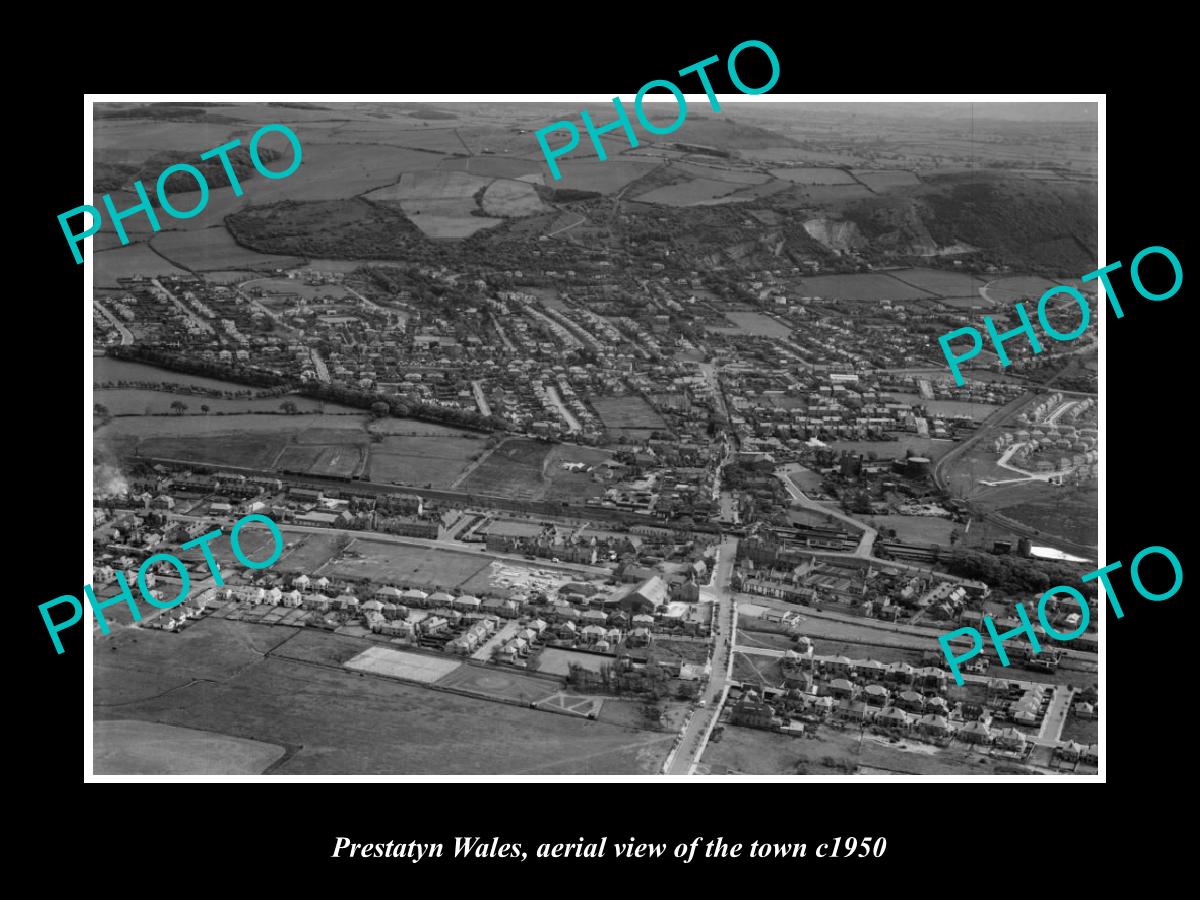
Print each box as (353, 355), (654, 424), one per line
(888, 267), (986, 296)
(136, 434), (287, 468)
(536, 647), (613, 677)
(100, 412), (368, 442)
(435, 665), (560, 704)
(710, 311), (793, 338)
(591, 396), (668, 431)
(732, 652), (784, 688)
(272, 530), (347, 574)
(480, 179), (547, 216)
(795, 273), (934, 302)
(320, 539), (491, 590)
(868, 513), (958, 545)
(95, 243), (190, 287)
(368, 434), (480, 487)
(853, 169), (921, 191)
(151, 226), (304, 271)
(94, 617), (674, 774)
(673, 162), (770, 184)
(96, 390), (331, 417)
(94, 719), (286, 775)
(550, 158), (660, 194)
(458, 438), (551, 499)
(346, 646), (463, 682)
(769, 167), (855, 184)
(276, 443), (364, 478)
(636, 178), (745, 206)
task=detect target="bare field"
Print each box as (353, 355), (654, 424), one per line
(551, 158), (660, 194)
(853, 169), (921, 190)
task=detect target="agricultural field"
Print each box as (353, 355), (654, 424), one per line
(983, 274), (1096, 306)
(94, 243), (190, 287)
(549, 158), (661, 194)
(672, 161), (771, 183)
(95, 618), (673, 774)
(769, 167), (855, 184)
(795, 273), (935, 302)
(888, 267), (986, 296)
(94, 720), (286, 775)
(442, 155), (545, 179)
(853, 169), (921, 191)
(592, 396), (668, 432)
(133, 433), (287, 468)
(636, 178), (746, 206)
(151, 227), (304, 271)
(367, 169), (489, 202)
(480, 179), (547, 216)
(369, 434), (481, 488)
(276, 443), (364, 478)
(457, 438), (551, 499)
(100, 412), (368, 443)
(319, 539), (491, 590)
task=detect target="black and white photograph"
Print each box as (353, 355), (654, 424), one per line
(84, 96), (1103, 779)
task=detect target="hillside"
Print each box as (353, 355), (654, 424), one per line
(226, 198), (427, 259)
(96, 146), (282, 194)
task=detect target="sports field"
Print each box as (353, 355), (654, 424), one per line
(319, 539), (491, 590)
(93, 618), (676, 774)
(436, 665), (561, 704)
(345, 646), (462, 683)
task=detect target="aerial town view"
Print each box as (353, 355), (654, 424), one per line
(90, 99), (1099, 776)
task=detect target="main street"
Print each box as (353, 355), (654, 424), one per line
(667, 536), (738, 775)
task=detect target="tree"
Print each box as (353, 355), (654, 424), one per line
(279, 400), (298, 415)
(200, 404), (210, 415)
(170, 401), (188, 415)
(370, 401), (390, 418)
(94, 403), (110, 419)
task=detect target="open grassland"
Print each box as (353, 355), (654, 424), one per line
(151, 227), (304, 271)
(320, 539), (491, 590)
(702, 722), (1003, 775)
(135, 434), (286, 468)
(481, 179), (547, 216)
(853, 169), (921, 190)
(795, 273), (934, 302)
(368, 434), (481, 487)
(770, 167), (855, 184)
(550, 158), (661, 194)
(888, 267), (986, 295)
(636, 178), (746, 206)
(458, 438), (552, 499)
(276, 443), (365, 478)
(94, 720), (286, 775)
(94, 616), (671, 773)
(592, 396), (668, 430)
(95, 243), (189, 286)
